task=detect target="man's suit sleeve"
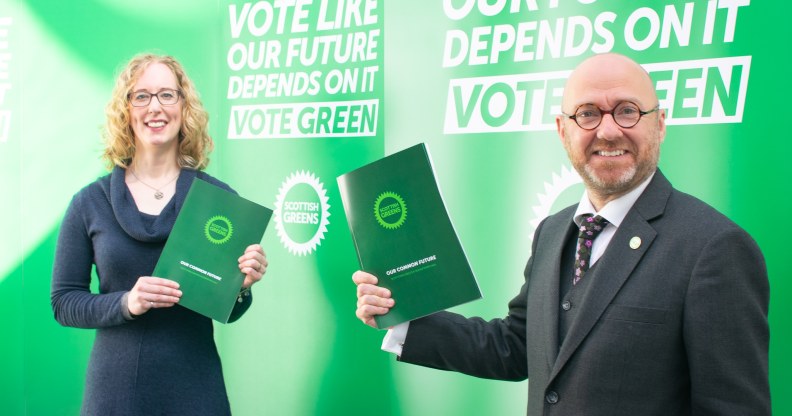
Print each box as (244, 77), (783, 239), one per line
(400, 289), (529, 381)
(397, 221), (545, 382)
(684, 225), (770, 415)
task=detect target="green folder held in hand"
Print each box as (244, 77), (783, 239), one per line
(338, 143), (482, 328)
(153, 178), (273, 323)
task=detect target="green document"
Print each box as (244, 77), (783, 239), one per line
(337, 143), (482, 328)
(153, 178), (273, 323)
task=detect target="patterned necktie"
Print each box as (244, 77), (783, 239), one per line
(573, 214), (609, 285)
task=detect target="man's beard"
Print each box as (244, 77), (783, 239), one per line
(581, 162), (639, 196)
(564, 133), (660, 196)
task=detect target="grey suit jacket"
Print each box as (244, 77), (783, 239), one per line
(400, 171), (770, 415)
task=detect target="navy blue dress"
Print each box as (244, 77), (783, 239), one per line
(51, 166), (252, 416)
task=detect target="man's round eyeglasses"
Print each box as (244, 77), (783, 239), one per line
(128, 89), (182, 107)
(562, 101), (659, 130)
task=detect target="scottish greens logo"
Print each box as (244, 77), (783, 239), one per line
(374, 191), (407, 230)
(205, 215), (233, 244)
(274, 171), (331, 256)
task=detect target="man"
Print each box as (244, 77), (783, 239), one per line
(353, 53), (770, 415)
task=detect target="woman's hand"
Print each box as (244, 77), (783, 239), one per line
(239, 244), (267, 289)
(127, 276), (182, 316)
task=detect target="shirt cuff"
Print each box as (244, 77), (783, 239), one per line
(381, 321), (410, 356)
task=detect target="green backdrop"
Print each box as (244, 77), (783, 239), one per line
(2, 0), (788, 415)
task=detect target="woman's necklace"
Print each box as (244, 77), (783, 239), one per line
(129, 169), (180, 200)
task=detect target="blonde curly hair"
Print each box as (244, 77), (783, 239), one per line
(101, 53), (214, 170)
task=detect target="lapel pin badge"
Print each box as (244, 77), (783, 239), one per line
(629, 236), (642, 250)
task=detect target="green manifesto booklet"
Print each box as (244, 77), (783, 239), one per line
(337, 143), (481, 328)
(153, 178), (272, 323)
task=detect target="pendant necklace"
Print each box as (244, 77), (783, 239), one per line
(129, 169), (180, 200)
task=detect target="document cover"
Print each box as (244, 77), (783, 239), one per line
(337, 143), (481, 328)
(153, 178), (272, 323)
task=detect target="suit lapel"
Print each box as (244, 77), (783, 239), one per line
(548, 171), (672, 382)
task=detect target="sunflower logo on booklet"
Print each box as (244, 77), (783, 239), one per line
(204, 215), (233, 244)
(274, 171), (331, 256)
(374, 191), (407, 230)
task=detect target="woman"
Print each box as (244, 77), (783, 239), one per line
(51, 53), (267, 415)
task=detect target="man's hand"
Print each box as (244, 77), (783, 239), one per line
(353, 270), (395, 328)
